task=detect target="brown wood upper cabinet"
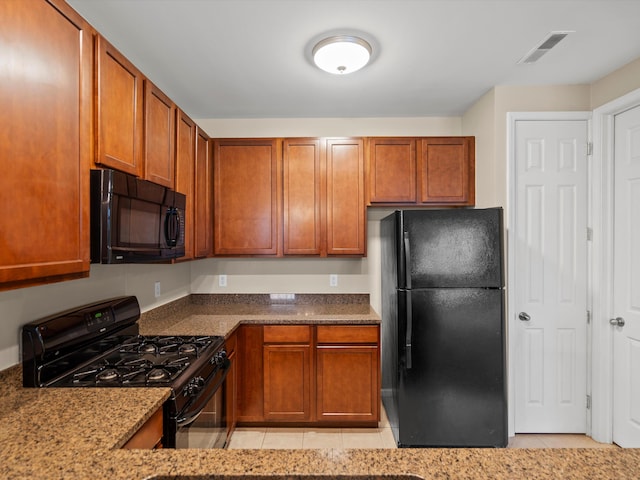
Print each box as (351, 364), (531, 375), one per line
(325, 138), (366, 255)
(213, 139), (281, 256)
(0, 0), (92, 290)
(143, 79), (175, 188)
(95, 35), (144, 176)
(215, 137), (365, 257)
(367, 136), (475, 206)
(283, 138), (323, 255)
(194, 127), (213, 258)
(175, 109), (196, 261)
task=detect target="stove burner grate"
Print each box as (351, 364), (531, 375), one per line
(96, 368), (119, 382)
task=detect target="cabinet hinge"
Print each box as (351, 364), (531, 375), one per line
(586, 142), (593, 156)
(586, 394), (592, 410)
(587, 227), (593, 241)
(587, 310), (591, 324)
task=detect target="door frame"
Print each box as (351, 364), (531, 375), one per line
(591, 87), (640, 444)
(506, 111), (592, 438)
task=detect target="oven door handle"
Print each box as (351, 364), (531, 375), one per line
(175, 361), (230, 427)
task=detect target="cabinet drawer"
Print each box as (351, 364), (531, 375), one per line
(263, 325), (311, 343)
(316, 325), (378, 344)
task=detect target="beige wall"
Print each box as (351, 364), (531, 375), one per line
(462, 85), (592, 223)
(195, 117), (461, 138)
(461, 89), (496, 207)
(0, 263), (190, 369)
(591, 57), (640, 109)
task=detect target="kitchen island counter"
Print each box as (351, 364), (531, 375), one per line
(2, 361), (640, 479)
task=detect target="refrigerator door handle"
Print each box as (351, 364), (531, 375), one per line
(403, 232), (412, 289)
(405, 289), (413, 369)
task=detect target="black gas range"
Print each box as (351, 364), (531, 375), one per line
(21, 296), (230, 449)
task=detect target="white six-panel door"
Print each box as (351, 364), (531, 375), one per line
(612, 105), (640, 447)
(513, 120), (588, 433)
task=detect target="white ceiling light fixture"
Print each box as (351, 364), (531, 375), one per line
(312, 35), (372, 75)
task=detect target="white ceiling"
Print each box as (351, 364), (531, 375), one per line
(66, 0), (640, 119)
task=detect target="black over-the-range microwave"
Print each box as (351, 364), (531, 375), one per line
(90, 169), (186, 264)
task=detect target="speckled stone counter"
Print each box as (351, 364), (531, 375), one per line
(138, 294), (381, 338)
(3, 294), (640, 479)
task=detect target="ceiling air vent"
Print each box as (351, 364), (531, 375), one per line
(518, 31), (574, 64)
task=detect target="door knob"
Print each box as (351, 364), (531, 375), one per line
(609, 317), (625, 327)
(518, 312), (531, 322)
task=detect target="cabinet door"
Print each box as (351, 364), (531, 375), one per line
(0, 0), (91, 289)
(283, 138), (323, 255)
(95, 35), (143, 176)
(419, 137), (475, 205)
(316, 345), (379, 424)
(263, 344), (312, 421)
(367, 138), (417, 204)
(236, 325), (264, 422)
(175, 109), (196, 260)
(144, 80), (175, 187)
(326, 138), (366, 256)
(213, 139), (281, 255)
(194, 127), (212, 258)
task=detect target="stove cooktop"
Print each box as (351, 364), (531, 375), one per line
(49, 335), (223, 387)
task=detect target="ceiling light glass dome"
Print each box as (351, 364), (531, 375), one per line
(312, 35), (372, 75)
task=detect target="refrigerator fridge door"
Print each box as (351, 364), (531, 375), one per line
(397, 287), (507, 447)
(400, 209), (504, 289)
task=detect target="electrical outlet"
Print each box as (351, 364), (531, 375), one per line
(270, 293), (296, 300)
(329, 274), (338, 287)
(154, 281), (161, 298)
(219, 274), (227, 287)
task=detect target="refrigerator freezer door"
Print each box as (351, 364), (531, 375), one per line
(398, 287), (507, 447)
(402, 209), (504, 288)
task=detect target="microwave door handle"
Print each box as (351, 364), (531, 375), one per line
(164, 207), (180, 247)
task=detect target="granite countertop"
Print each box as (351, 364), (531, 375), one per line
(138, 294), (381, 337)
(2, 295), (639, 479)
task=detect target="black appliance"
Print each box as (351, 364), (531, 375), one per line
(381, 208), (507, 447)
(91, 169), (186, 264)
(21, 296), (230, 449)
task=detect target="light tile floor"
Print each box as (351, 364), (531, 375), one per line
(226, 405), (619, 450)
(507, 434), (619, 449)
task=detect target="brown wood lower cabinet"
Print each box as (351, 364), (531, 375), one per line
(224, 331), (238, 442)
(122, 407), (163, 449)
(316, 345), (379, 424)
(263, 325), (312, 421)
(234, 324), (379, 426)
(316, 325), (379, 425)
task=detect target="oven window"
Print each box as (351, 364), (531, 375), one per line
(175, 385), (226, 449)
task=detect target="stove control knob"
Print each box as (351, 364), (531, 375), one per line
(184, 376), (205, 396)
(211, 350), (228, 366)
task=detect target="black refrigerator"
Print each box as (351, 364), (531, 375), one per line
(380, 208), (507, 448)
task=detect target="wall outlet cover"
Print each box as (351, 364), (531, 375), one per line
(219, 274), (227, 287)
